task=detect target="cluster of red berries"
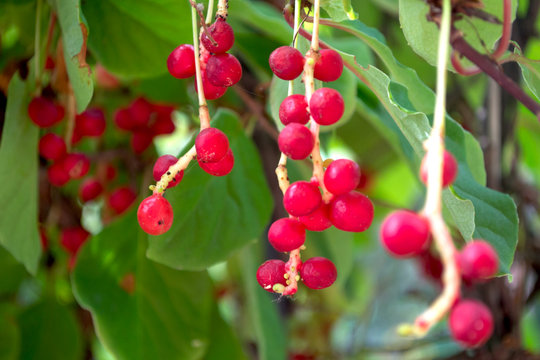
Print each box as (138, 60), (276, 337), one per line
(167, 17), (241, 100)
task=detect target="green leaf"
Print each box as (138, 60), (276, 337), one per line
(146, 109), (273, 270)
(0, 247), (27, 296)
(0, 75), (40, 275)
(0, 304), (19, 360)
(321, 0), (357, 21)
(513, 48), (540, 100)
(72, 210), (214, 360)
(205, 305), (248, 360)
(18, 299), (83, 360)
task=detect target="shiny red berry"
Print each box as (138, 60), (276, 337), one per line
(196, 128), (230, 163)
(79, 178), (104, 203)
(309, 88), (344, 126)
(198, 148), (234, 176)
(201, 19), (235, 54)
(323, 159), (361, 195)
(39, 133), (67, 161)
(269, 46), (304, 80)
(63, 153), (90, 179)
(300, 257), (337, 289)
(114, 108), (135, 131)
(278, 123), (314, 160)
(60, 227), (90, 255)
(299, 203), (332, 231)
(268, 218), (306, 252)
(47, 162), (70, 186)
(28, 97), (64, 128)
(131, 131), (154, 154)
(195, 71), (228, 100)
(279, 94), (310, 125)
(458, 240), (498, 282)
(137, 194), (174, 235)
(330, 191), (373, 232)
(206, 54), (242, 87)
(420, 150), (458, 187)
(128, 97), (153, 128)
(283, 181), (322, 217)
(380, 210), (430, 258)
(314, 49), (343, 82)
(75, 108), (106, 137)
(256, 259), (288, 292)
(108, 187), (137, 215)
(449, 300), (493, 348)
(167, 44), (196, 79)
(153, 155), (183, 189)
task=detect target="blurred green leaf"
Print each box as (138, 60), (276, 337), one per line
(321, 0), (357, 21)
(0, 304), (19, 360)
(513, 48), (540, 100)
(205, 305), (248, 360)
(0, 247), (27, 295)
(522, 297), (540, 354)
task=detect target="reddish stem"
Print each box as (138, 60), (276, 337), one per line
(492, 0), (513, 59)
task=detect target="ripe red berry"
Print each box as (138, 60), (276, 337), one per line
(283, 181), (322, 217)
(79, 178), (104, 203)
(300, 257), (337, 289)
(268, 218), (306, 252)
(269, 46), (305, 80)
(323, 159), (361, 195)
(60, 227), (90, 255)
(45, 56), (55, 71)
(150, 117), (176, 136)
(279, 94), (310, 125)
(114, 108), (135, 131)
(28, 97), (64, 128)
(47, 162), (70, 186)
(167, 44), (196, 79)
(39, 133), (67, 161)
(380, 210), (430, 258)
(153, 155), (184, 189)
(278, 123), (314, 160)
(63, 153), (90, 179)
(417, 251), (443, 283)
(329, 191), (374, 232)
(314, 49), (343, 82)
(309, 88), (344, 126)
(199, 148), (234, 176)
(108, 186), (137, 215)
(131, 131), (154, 154)
(75, 108), (106, 137)
(299, 203), (332, 231)
(129, 97), (153, 128)
(201, 19), (235, 54)
(195, 72), (228, 100)
(137, 194), (174, 235)
(449, 300), (494, 348)
(458, 240), (499, 282)
(195, 128), (230, 163)
(256, 259), (288, 292)
(39, 228), (49, 251)
(206, 54), (242, 87)
(420, 150), (458, 187)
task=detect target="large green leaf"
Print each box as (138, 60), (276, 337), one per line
(0, 75), (40, 275)
(146, 109), (273, 270)
(72, 210), (215, 360)
(0, 304), (19, 360)
(0, 247), (27, 296)
(321, 0), (357, 22)
(204, 305), (248, 360)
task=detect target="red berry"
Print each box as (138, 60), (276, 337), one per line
(131, 131), (154, 154)
(39, 133), (67, 161)
(45, 56), (55, 71)
(105, 164), (117, 181)
(268, 218), (306, 252)
(420, 150), (458, 187)
(114, 108), (135, 131)
(323, 159), (361, 195)
(299, 203), (332, 231)
(153, 155), (184, 189)
(151, 118), (176, 136)
(199, 148), (234, 176)
(206, 54), (242, 87)
(195, 128), (230, 163)
(63, 153), (90, 179)
(108, 187), (137, 215)
(28, 97), (64, 128)
(279, 94), (310, 125)
(137, 194), (174, 235)
(380, 210), (430, 258)
(309, 88), (344, 126)
(128, 97), (153, 128)
(278, 123), (314, 160)
(47, 162), (70, 186)
(329, 191), (373, 232)
(256, 259), (288, 292)
(300, 257), (337, 289)
(269, 46), (305, 80)
(60, 227), (90, 255)
(201, 19), (235, 54)
(195, 71), (228, 100)
(458, 240), (498, 282)
(39, 228), (49, 251)
(167, 44), (196, 79)
(283, 181), (322, 217)
(75, 108), (106, 137)
(314, 49), (343, 82)
(79, 178), (104, 203)
(449, 300), (494, 348)
(417, 251), (443, 283)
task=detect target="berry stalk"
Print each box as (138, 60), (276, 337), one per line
(152, 146), (197, 194)
(191, 3), (211, 129)
(216, 0), (228, 19)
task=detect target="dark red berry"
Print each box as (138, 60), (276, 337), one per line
(206, 54), (242, 87)
(63, 153), (90, 179)
(60, 227), (90, 255)
(167, 44), (196, 79)
(196, 128), (230, 163)
(153, 155), (183, 189)
(268, 218), (305, 252)
(283, 181), (322, 217)
(329, 191), (373, 232)
(195, 71), (228, 100)
(108, 186), (137, 215)
(324, 159), (361, 195)
(380, 210), (430, 258)
(105, 164), (117, 181)
(279, 94), (310, 125)
(47, 162), (70, 186)
(449, 300), (493, 348)
(201, 19), (235, 54)
(458, 240), (498, 282)
(256, 259), (288, 292)
(151, 118), (176, 136)
(75, 108), (106, 137)
(314, 49), (343, 82)
(278, 123), (314, 160)
(39, 228), (49, 251)
(299, 203), (332, 231)
(45, 56), (55, 71)
(269, 46), (305, 80)
(417, 251), (443, 284)
(420, 150), (458, 187)
(28, 97), (64, 128)
(137, 194), (174, 235)
(309, 88), (344, 126)
(128, 97), (152, 128)
(131, 131), (154, 154)
(79, 178), (104, 203)
(300, 257), (337, 289)
(198, 148), (234, 176)
(39, 133), (67, 161)
(114, 108), (135, 131)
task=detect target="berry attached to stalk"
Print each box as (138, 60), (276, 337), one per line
(39, 133), (67, 161)
(314, 49), (343, 82)
(278, 123), (314, 160)
(323, 159), (361, 195)
(138, 194), (174, 235)
(279, 94), (310, 125)
(75, 108), (106, 137)
(201, 18), (235, 54)
(380, 210), (431, 258)
(283, 181), (322, 217)
(256, 259), (288, 293)
(458, 240), (499, 282)
(195, 128), (230, 163)
(108, 186), (137, 215)
(28, 97), (64, 128)
(330, 191), (374, 232)
(63, 153), (90, 179)
(420, 150), (458, 187)
(206, 54), (242, 87)
(300, 257), (337, 289)
(268, 218), (306, 252)
(167, 44), (196, 79)
(309, 88), (344, 126)
(299, 203), (332, 231)
(79, 178), (104, 203)
(199, 148), (234, 176)
(269, 46), (305, 80)
(153, 155), (184, 189)
(449, 300), (494, 348)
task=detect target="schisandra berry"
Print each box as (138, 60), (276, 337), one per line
(458, 240), (499, 282)
(39, 133), (66, 161)
(167, 44), (196, 79)
(380, 210), (430, 258)
(79, 178), (104, 203)
(60, 227), (90, 255)
(268, 218), (306, 252)
(299, 203), (332, 231)
(28, 97), (64, 128)
(256, 259), (288, 293)
(63, 153), (90, 179)
(199, 148), (234, 176)
(131, 131), (154, 154)
(269, 46), (305, 80)
(114, 108), (135, 131)
(206, 54), (242, 87)
(279, 94), (310, 125)
(150, 117), (176, 136)
(75, 108), (106, 137)
(330, 191), (373, 232)
(417, 250), (443, 283)
(195, 72), (228, 100)
(314, 49), (343, 82)
(323, 159), (361, 195)
(47, 162), (70, 186)
(195, 128), (230, 163)
(420, 150), (458, 187)
(300, 257), (337, 289)
(278, 123), (314, 160)
(129, 97), (153, 128)
(283, 181), (322, 217)
(137, 194), (174, 235)
(153, 155), (184, 189)
(449, 300), (494, 348)
(201, 19), (235, 54)
(108, 186), (137, 215)
(309, 88), (344, 126)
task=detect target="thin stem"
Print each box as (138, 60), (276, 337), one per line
(216, 0), (228, 19)
(191, 4), (210, 128)
(152, 146), (197, 194)
(451, 51), (481, 76)
(205, 0), (215, 24)
(275, 153), (290, 194)
(310, 0), (321, 52)
(65, 90), (76, 152)
(492, 0), (512, 59)
(287, 0), (302, 96)
(34, 0), (43, 92)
